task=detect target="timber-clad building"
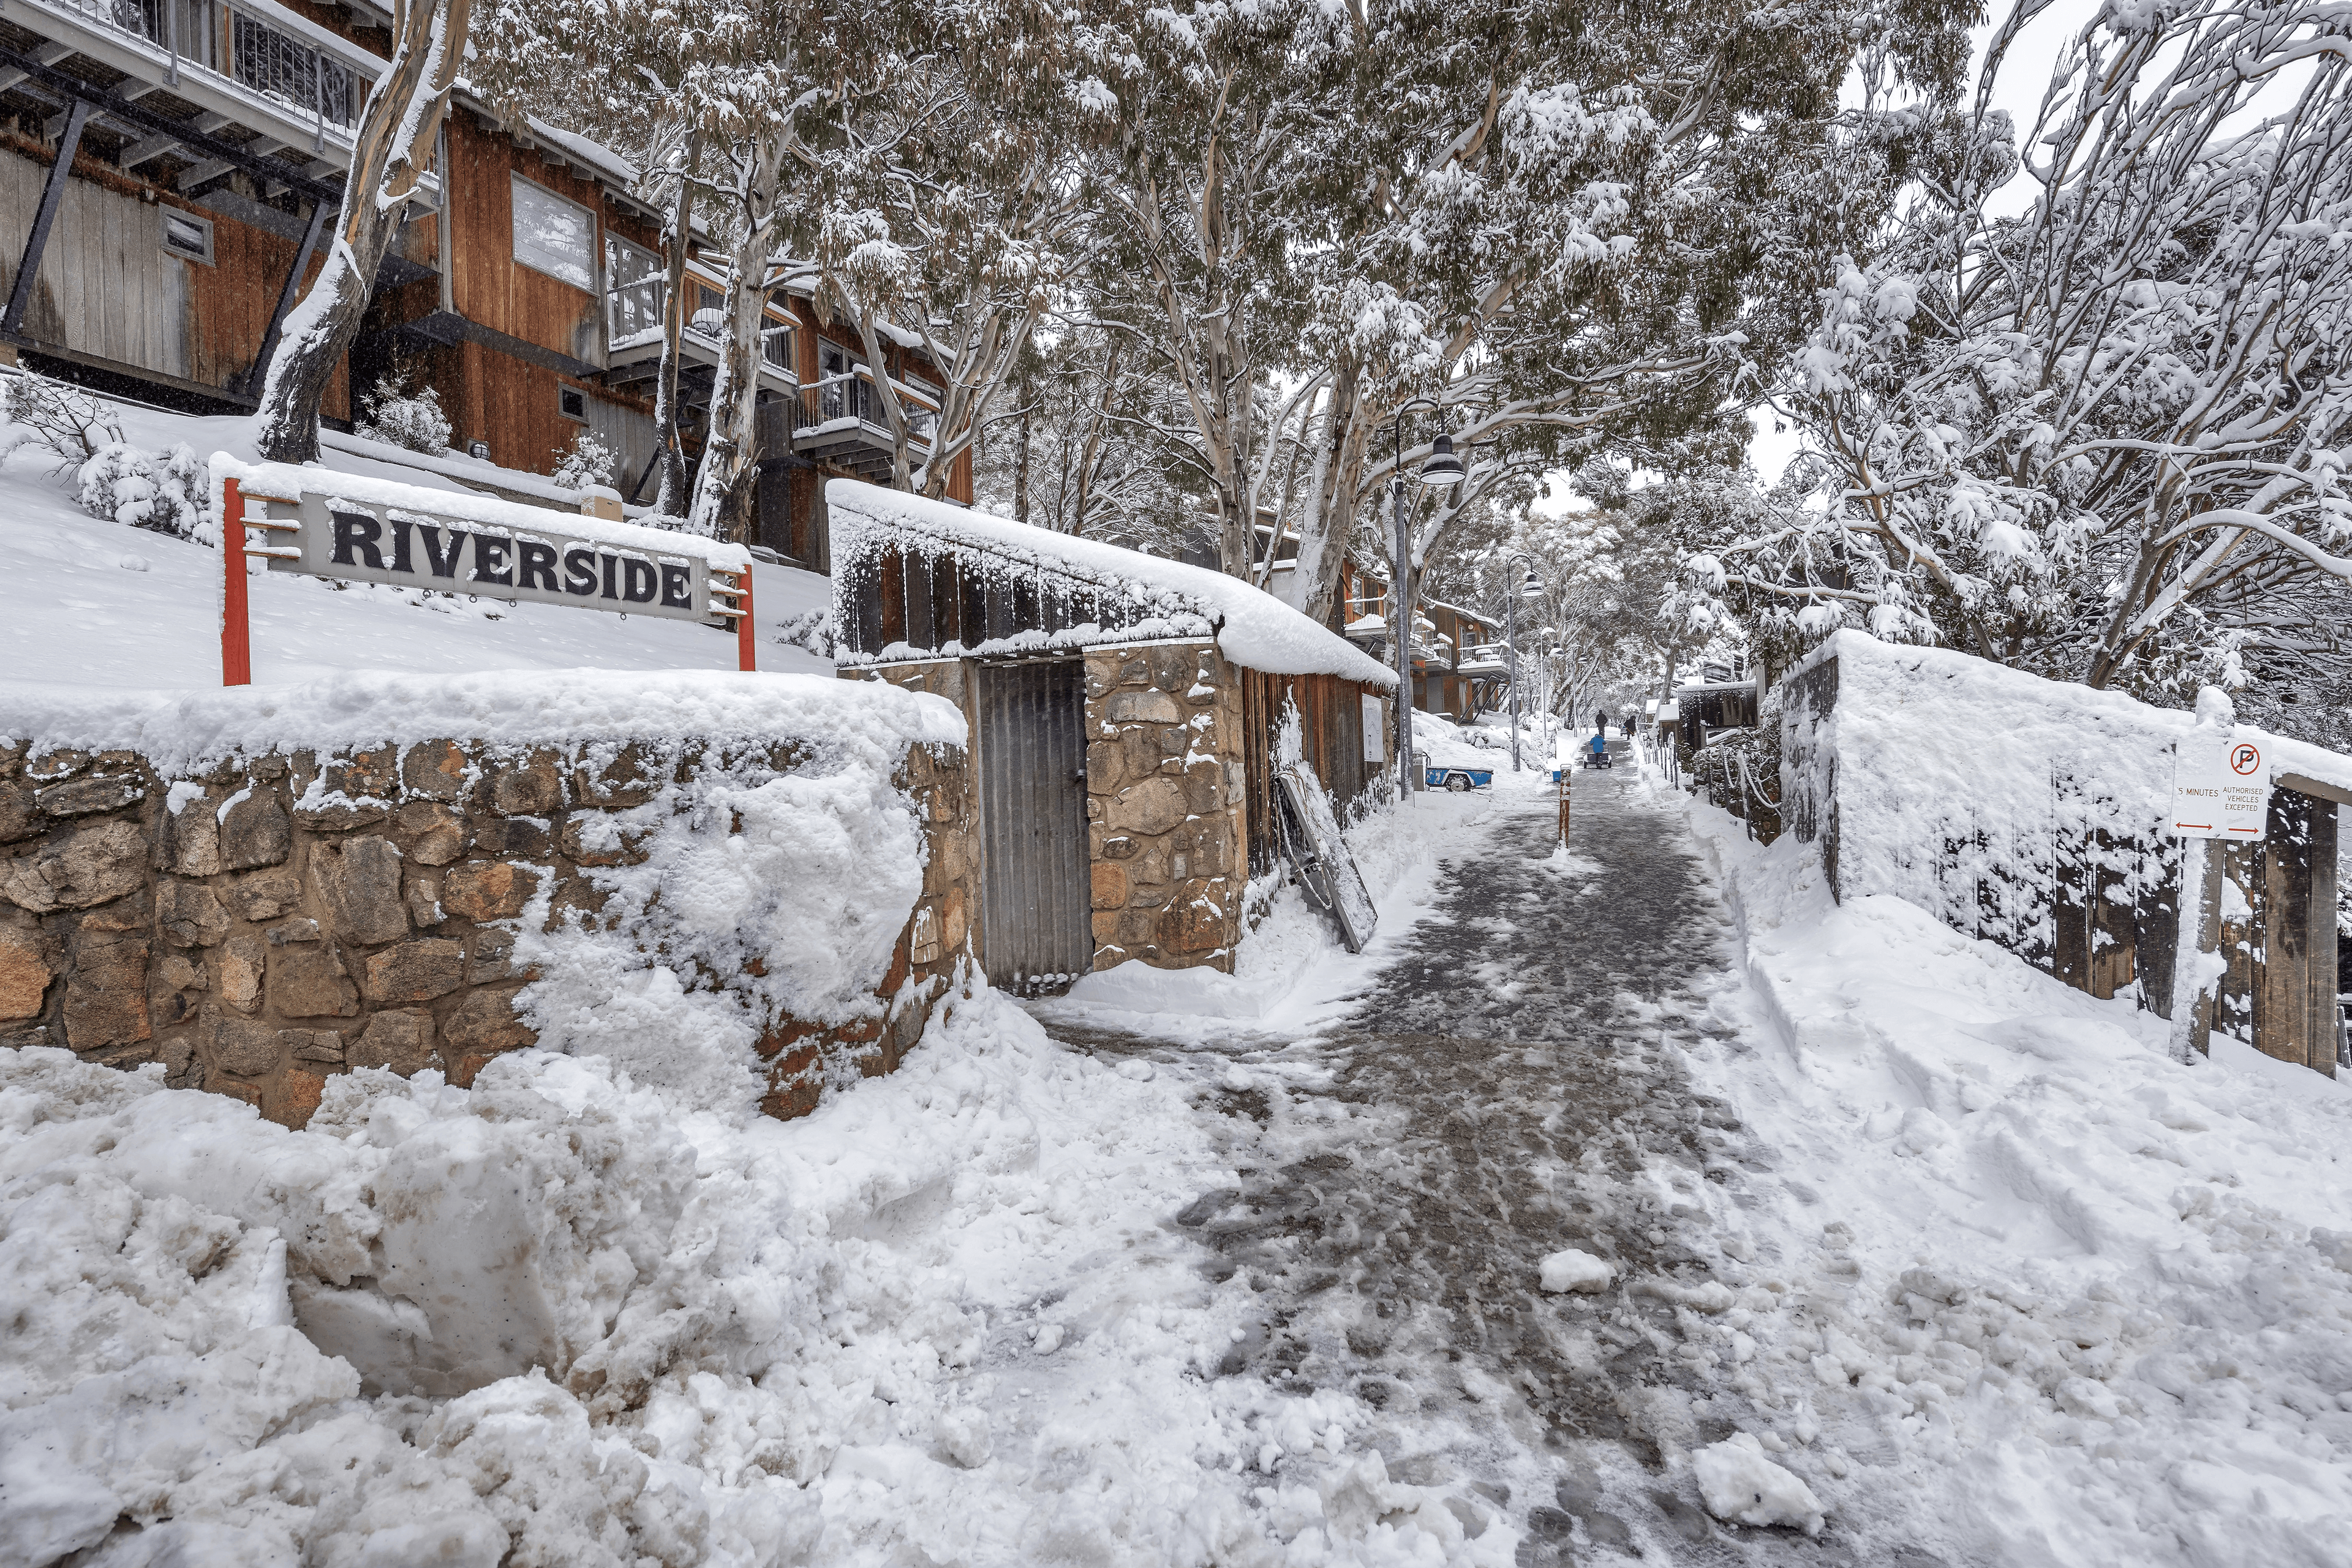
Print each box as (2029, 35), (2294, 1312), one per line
(0, 0), (968, 564)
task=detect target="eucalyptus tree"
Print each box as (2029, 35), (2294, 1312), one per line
(1067, 0), (1340, 576)
(1708, 0), (2352, 703)
(815, 0), (1087, 500)
(255, 0), (470, 463)
(1269, 0), (1978, 627)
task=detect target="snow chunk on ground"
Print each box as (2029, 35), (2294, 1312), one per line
(1537, 1248), (1615, 1293)
(1692, 1433), (1826, 1534)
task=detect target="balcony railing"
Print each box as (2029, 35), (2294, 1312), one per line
(39, 0), (367, 140)
(794, 367), (936, 450)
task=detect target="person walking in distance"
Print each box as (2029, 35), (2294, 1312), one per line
(1595, 709), (1609, 737)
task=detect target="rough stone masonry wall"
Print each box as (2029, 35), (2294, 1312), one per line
(0, 734), (975, 1127)
(1084, 641), (1247, 973)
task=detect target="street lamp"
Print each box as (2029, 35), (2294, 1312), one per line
(1386, 398), (1463, 801)
(1502, 555), (1544, 771)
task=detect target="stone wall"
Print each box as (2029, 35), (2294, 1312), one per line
(0, 733), (976, 1126)
(1083, 641), (1246, 972)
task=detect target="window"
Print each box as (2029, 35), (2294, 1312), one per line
(604, 235), (663, 341)
(159, 208), (213, 265)
(558, 385), (587, 422)
(511, 175), (595, 290)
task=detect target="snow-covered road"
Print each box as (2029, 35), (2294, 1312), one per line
(1038, 769), (1861, 1563)
(1030, 761), (2352, 1567)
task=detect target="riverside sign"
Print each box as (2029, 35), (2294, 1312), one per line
(212, 455), (755, 685)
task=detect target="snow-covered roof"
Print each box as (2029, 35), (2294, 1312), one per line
(826, 481), (1396, 688)
(0, 668), (962, 773)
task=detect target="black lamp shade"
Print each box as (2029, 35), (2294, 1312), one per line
(1416, 432), (1467, 486)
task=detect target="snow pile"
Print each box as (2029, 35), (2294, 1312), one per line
(1668, 790), (2352, 1566)
(516, 737), (935, 1107)
(1537, 1248), (1613, 1293)
(1691, 1433), (1825, 1534)
(0, 667), (958, 774)
(1411, 710), (1495, 769)
(1, 979), (1511, 1567)
(826, 479), (1395, 686)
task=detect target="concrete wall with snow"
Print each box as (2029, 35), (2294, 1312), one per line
(1780, 633), (2346, 1074)
(0, 670), (975, 1123)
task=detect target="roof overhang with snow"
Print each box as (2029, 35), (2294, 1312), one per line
(826, 481), (1396, 688)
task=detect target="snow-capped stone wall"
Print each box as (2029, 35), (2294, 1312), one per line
(0, 674), (976, 1124)
(1780, 631), (2350, 1072)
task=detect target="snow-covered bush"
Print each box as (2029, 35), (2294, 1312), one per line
(355, 371), (452, 454)
(0, 368), (122, 469)
(775, 605), (834, 658)
(551, 428), (614, 491)
(76, 442), (214, 545)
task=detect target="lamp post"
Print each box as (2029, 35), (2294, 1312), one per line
(1386, 399), (1464, 801)
(1502, 554), (1544, 771)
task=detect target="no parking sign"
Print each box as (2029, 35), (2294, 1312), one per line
(2171, 734), (2271, 839)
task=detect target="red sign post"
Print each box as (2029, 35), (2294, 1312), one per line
(221, 477), (252, 687)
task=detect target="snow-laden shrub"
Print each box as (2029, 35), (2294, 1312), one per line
(77, 441), (215, 544)
(775, 605), (834, 658)
(551, 428), (614, 491)
(0, 367), (123, 469)
(355, 372), (452, 454)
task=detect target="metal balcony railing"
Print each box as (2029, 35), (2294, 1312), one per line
(794, 368), (936, 450)
(42, 0), (365, 138)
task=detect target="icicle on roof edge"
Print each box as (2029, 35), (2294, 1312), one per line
(826, 481), (1398, 689)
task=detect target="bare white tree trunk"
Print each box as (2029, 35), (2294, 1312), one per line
(687, 134), (790, 540)
(254, 0), (470, 463)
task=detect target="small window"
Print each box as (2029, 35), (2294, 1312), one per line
(558, 385), (587, 422)
(511, 174), (595, 290)
(160, 209), (214, 265)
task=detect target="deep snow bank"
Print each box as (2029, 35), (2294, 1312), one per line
(2, 979), (1512, 1567)
(1673, 788), (2352, 1566)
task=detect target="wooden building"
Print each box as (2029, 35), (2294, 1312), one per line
(1333, 564), (1490, 723)
(826, 480), (1396, 993)
(0, 0), (965, 557)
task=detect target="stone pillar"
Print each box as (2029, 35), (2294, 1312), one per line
(1082, 641), (1246, 973)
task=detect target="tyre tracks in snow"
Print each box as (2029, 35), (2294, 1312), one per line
(1042, 770), (1948, 1567)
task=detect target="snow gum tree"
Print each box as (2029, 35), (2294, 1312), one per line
(253, 0), (470, 464)
(1708, 0), (2352, 708)
(1252, 0), (1978, 622)
(1069, 0), (1338, 578)
(815, 0), (1084, 501)
(475, 1), (709, 515)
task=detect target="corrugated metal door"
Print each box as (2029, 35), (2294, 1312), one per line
(978, 660), (1092, 994)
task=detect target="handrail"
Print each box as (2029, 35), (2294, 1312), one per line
(26, 0), (369, 134)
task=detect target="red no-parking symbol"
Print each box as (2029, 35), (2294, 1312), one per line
(2231, 744), (2262, 776)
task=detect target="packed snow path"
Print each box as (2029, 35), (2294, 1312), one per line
(1049, 771), (1896, 1564)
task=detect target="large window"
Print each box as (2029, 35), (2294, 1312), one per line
(604, 235), (663, 340)
(511, 175), (595, 290)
